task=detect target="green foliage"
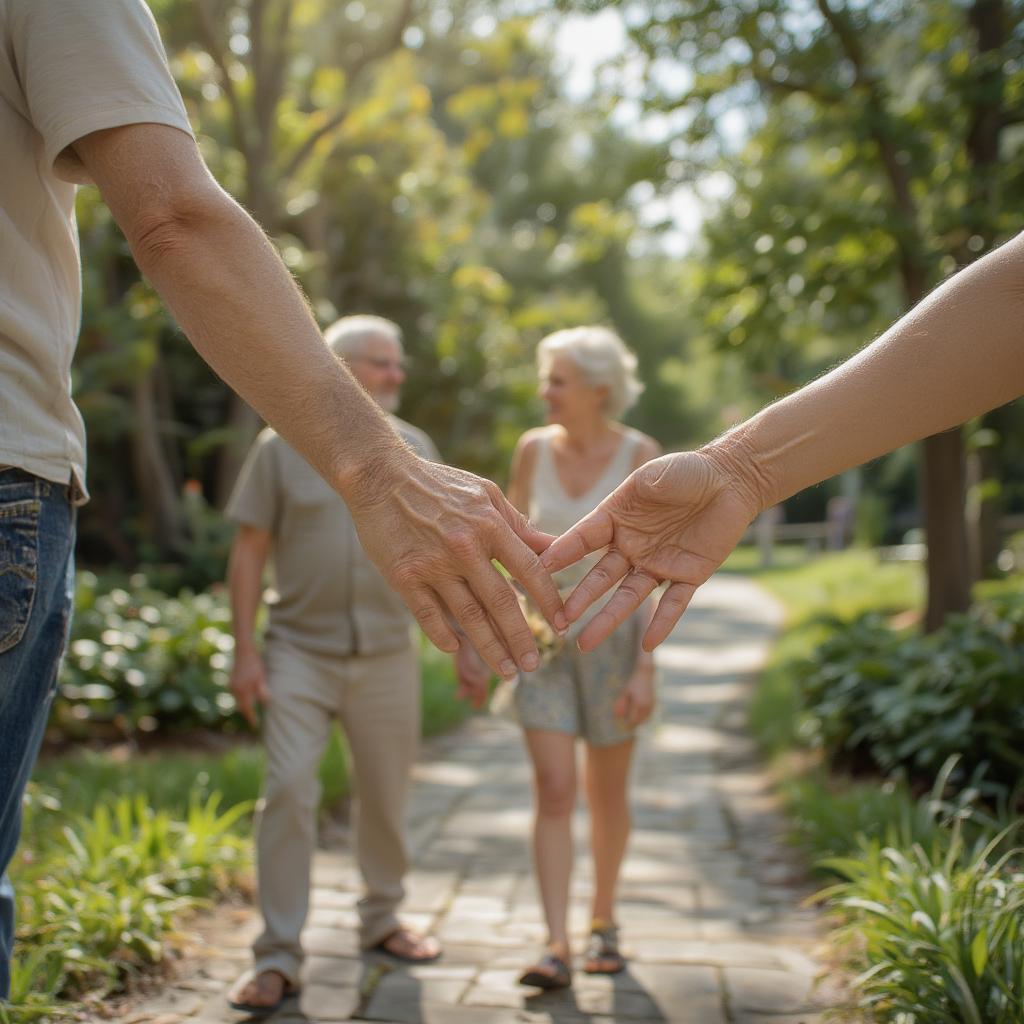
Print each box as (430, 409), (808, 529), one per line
(55, 572), (474, 742)
(420, 634), (474, 736)
(736, 549), (1024, 1021)
(56, 571), (239, 739)
(737, 549), (923, 754)
(76, 0), (689, 567)
(821, 822), (1024, 1022)
(12, 788), (250, 1005)
(796, 592), (1024, 785)
(785, 757), (1018, 867)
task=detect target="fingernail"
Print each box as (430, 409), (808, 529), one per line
(500, 658), (517, 679)
(554, 611), (569, 633)
(521, 651), (540, 672)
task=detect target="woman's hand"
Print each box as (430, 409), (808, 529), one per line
(614, 663), (656, 729)
(542, 447), (764, 652)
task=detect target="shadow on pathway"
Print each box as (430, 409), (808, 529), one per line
(108, 576), (849, 1024)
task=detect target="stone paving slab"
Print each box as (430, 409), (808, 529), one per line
(94, 576), (854, 1023)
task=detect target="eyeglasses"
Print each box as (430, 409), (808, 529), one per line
(351, 355), (406, 371)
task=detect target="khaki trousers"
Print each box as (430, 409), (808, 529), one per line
(252, 639), (420, 984)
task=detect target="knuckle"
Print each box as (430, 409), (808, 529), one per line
(454, 600), (490, 629)
(485, 583), (521, 617)
(447, 529), (481, 562)
(411, 601), (442, 626)
(392, 562), (426, 591)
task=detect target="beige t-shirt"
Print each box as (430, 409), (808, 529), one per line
(226, 419), (442, 659)
(0, 0), (194, 498)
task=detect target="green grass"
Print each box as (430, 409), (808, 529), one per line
(734, 549), (1024, 863)
(733, 548), (926, 872)
(733, 548), (924, 754)
(10, 634), (474, 1016)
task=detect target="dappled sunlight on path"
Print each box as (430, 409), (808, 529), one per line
(108, 576), (849, 1024)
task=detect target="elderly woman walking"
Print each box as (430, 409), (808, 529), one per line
(506, 326), (660, 989)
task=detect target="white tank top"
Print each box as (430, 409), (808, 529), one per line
(528, 426), (640, 592)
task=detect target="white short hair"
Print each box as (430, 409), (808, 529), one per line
(537, 326), (644, 419)
(323, 315), (402, 359)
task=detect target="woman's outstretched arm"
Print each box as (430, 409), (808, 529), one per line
(543, 230), (1024, 651)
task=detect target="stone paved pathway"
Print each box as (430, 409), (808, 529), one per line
(113, 576), (847, 1024)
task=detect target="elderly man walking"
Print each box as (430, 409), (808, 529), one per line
(225, 316), (450, 1015)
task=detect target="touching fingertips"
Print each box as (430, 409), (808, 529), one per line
(500, 658), (517, 680)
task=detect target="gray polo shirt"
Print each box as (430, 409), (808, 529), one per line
(226, 418), (441, 659)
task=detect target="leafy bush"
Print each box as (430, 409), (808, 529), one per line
(787, 759), (1015, 866)
(810, 764), (1024, 1023)
(55, 574), (473, 741)
(54, 571), (240, 738)
(13, 790), (250, 1006)
(795, 591), (1024, 785)
(821, 828), (1024, 1022)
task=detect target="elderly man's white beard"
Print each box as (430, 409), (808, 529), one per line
(375, 390), (400, 414)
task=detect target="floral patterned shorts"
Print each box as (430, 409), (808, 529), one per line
(512, 610), (642, 747)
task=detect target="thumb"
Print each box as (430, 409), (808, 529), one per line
(490, 485), (556, 555)
(541, 506), (615, 573)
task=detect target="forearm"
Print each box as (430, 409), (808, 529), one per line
(227, 542), (267, 655)
(133, 195), (409, 494)
(77, 124), (410, 498)
(710, 231), (1024, 508)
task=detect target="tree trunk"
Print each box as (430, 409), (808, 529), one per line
(133, 366), (187, 555)
(966, 431), (1003, 580)
(922, 430), (970, 632)
(961, 0), (1006, 581)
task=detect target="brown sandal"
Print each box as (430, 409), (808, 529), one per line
(519, 952), (572, 990)
(583, 923), (625, 974)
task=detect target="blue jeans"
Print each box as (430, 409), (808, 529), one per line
(0, 469), (75, 1000)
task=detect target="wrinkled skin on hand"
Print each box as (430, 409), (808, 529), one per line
(542, 448), (762, 652)
(346, 448), (566, 680)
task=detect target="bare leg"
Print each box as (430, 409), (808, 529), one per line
(585, 739), (634, 926)
(524, 729), (577, 963)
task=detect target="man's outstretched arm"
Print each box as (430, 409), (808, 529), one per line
(544, 230), (1024, 651)
(74, 123), (565, 679)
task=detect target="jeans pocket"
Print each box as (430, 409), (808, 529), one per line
(0, 499), (41, 654)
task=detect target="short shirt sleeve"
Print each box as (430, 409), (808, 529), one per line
(225, 431), (281, 532)
(9, 0), (194, 183)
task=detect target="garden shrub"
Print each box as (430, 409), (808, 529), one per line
(12, 790), (250, 1007)
(821, 826), (1024, 1022)
(795, 591), (1024, 785)
(54, 571), (240, 738)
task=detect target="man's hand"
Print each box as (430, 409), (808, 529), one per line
(348, 451), (566, 681)
(614, 666), (656, 729)
(454, 642), (492, 710)
(541, 448), (763, 652)
(230, 647), (270, 728)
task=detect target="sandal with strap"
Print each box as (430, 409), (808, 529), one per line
(228, 968), (301, 1017)
(583, 922), (625, 975)
(518, 952), (572, 990)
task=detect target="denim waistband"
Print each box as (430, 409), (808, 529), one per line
(0, 467), (71, 502)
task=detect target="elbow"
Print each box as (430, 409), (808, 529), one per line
(126, 183), (239, 273)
